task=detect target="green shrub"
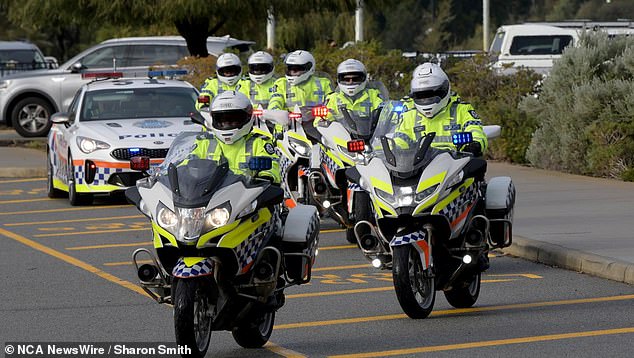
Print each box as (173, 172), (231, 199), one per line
(446, 55), (542, 162)
(523, 32), (634, 181)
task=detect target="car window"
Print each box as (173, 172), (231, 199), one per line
(127, 45), (188, 67)
(489, 32), (505, 54)
(79, 45), (128, 69)
(509, 35), (573, 55)
(67, 90), (82, 124)
(81, 86), (198, 121)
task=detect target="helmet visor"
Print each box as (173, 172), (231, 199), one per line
(212, 110), (251, 130)
(249, 63), (274, 75)
(338, 72), (366, 85)
(286, 63), (312, 76)
(412, 80), (449, 106)
(217, 65), (242, 77)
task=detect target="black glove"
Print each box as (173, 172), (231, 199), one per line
(461, 142), (482, 157)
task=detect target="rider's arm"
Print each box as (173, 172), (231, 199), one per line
(267, 78), (286, 110)
(457, 104), (488, 154)
(253, 139), (282, 184)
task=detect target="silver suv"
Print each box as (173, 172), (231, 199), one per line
(0, 35), (253, 137)
(0, 41), (58, 77)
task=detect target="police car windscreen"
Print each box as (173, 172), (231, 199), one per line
(81, 87), (198, 121)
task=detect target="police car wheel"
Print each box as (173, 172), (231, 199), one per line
(11, 97), (54, 137)
(68, 153), (93, 206)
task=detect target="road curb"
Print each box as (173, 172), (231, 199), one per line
(501, 236), (634, 285)
(0, 167), (46, 178)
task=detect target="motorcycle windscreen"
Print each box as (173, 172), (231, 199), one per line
(163, 158), (243, 208)
(376, 134), (443, 178)
(337, 108), (375, 140)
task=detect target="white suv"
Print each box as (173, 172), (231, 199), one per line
(0, 35), (253, 137)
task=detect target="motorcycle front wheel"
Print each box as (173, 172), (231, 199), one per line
(174, 278), (213, 358)
(346, 191), (372, 244)
(232, 310), (275, 348)
(392, 244), (435, 319)
(444, 272), (481, 308)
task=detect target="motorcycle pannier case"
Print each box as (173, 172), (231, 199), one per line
(282, 204), (320, 283)
(485, 176), (515, 248)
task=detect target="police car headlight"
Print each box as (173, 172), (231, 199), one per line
(0, 80), (10, 90)
(77, 136), (110, 153)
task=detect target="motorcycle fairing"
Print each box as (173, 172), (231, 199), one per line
(172, 257), (214, 278)
(433, 178), (479, 238)
(320, 146), (345, 188)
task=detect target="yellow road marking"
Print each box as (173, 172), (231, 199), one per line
(0, 227), (149, 298)
(0, 198), (52, 204)
(104, 260), (152, 267)
(0, 205), (131, 216)
(5, 215), (143, 227)
(328, 327), (634, 357)
(275, 293), (634, 330)
(488, 273), (543, 279)
(321, 228), (346, 233)
(67, 242), (150, 250)
(319, 244), (357, 250)
(313, 264), (371, 271)
(34, 227), (148, 238)
(265, 342), (308, 358)
(0, 178), (45, 184)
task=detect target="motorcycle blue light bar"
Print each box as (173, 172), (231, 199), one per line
(248, 157), (273, 171)
(452, 132), (473, 146)
(393, 101), (405, 113)
(147, 69), (188, 78)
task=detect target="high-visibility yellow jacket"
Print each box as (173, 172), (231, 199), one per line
(267, 76), (334, 111)
(196, 77), (250, 110)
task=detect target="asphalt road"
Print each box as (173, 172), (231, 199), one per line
(1, 177), (634, 357)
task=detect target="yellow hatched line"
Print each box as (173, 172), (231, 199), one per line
(34, 227), (149, 238)
(0, 178), (45, 184)
(321, 228), (345, 233)
(5, 215), (143, 227)
(0, 205), (131, 216)
(328, 327), (634, 357)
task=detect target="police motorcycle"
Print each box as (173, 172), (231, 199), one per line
(303, 106), (379, 243)
(345, 100), (515, 318)
(125, 108), (320, 357)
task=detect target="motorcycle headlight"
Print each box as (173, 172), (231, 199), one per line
(205, 207), (230, 228)
(76, 136), (110, 154)
(289, 137), (310, 156)
(176, 207), (206, 243)
(376, 186), (417, 207)
(337, 145), (366, 163)
(415, 184), (439, 202)
(237, 200), (257, 219)
(157, 204), (177, 231)
(446, 171), (464, 188)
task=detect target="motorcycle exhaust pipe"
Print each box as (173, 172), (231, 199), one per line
(137, 264), (159, 283)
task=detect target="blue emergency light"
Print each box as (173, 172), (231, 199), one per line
(129, 148), (141, 154)
(248, 157), (273, 171)
(393, 102), (404, 113)
(147, 69), (188, 78)
(452, 132), (473, 146)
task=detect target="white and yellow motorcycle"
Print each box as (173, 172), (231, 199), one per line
(345, 100), (515, 318)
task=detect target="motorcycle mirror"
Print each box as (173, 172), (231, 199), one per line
(483, 125), (501, 139)
(452, 132), (474, 147)
(130, 156), (151, 171)
(347, 139), (365, 153)
(248, 156), (273, 171)
(190, 111), (206, 126)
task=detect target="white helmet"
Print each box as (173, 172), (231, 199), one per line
(410, 62), (451, 118)
(248, 51), (274, 84)
(216, 53), (242, 86)
(337, 59), (368, 97)
(284, 50), (315, 86)
(210, 91), (254, 144)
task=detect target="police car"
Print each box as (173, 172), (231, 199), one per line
(46, 70), (200, 205)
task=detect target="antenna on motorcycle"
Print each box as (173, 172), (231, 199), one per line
(289, 105), (302, 131)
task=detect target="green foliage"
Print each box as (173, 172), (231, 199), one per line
(524, 32), (634, 180)
(311, 41), (415, 99)
(176, 56), (217, 90)
(445, 55), (542, 162)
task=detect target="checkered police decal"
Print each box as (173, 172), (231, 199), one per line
(390, 231), (427, 246)
(320, 147), (341, 186)
(172, 258), (214, 278)
(75, 165), (123, 185)
(235, 209), (278, 273)
(439, 182), (479, 225)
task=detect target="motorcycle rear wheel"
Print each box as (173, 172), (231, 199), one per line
(392, 244), (435, 319)
(444, 272), (481, 308)
(232, 310), (275, 348)
(174, 278), (213, 358)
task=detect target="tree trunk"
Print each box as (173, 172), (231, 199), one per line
(175, 18), (211, 57)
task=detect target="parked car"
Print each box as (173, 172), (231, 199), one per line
(0, 41), (58, 78)
(0, 35), (254, 137)
(46, 70), (200, 205)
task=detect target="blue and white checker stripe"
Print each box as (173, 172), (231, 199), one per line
(235, 208), (278, 273)
(75, 166), (124, 185)
(348, 182), (362, 191)
(320, 148), (341, 186)
(390, 231), (427, 246)
(439, 182), (479, 231)
(172, 258), (214, 278)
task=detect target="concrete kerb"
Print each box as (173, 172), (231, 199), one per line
(501, 236), (634, 285)
(0, 167), (46, 178)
